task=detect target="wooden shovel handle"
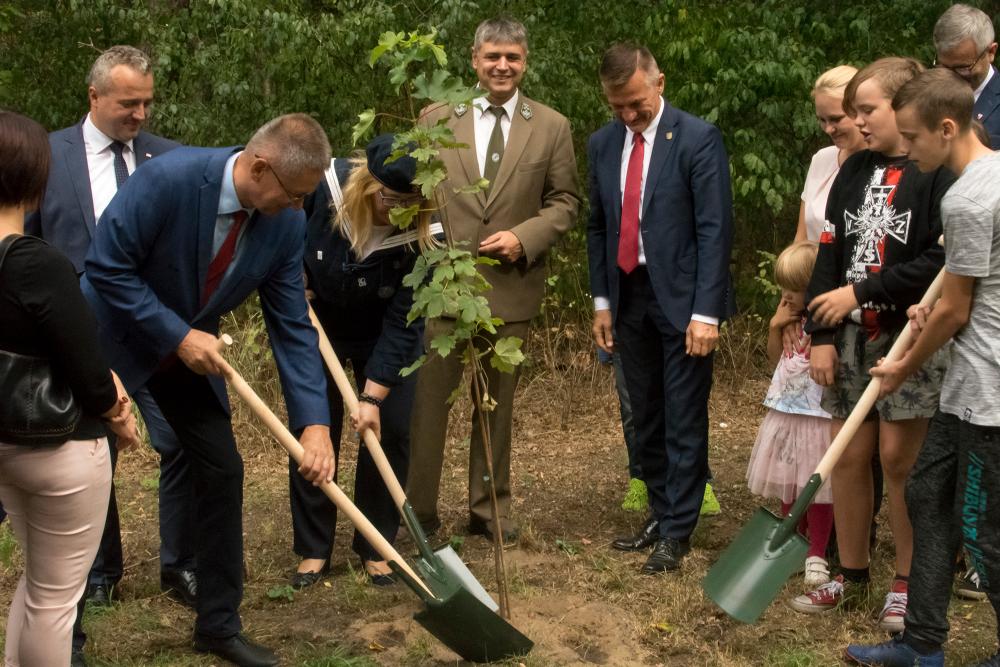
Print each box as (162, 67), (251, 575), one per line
(214, 335), (433, 598)
(813, 266), (946, 481)
(306, 306), (408, 509)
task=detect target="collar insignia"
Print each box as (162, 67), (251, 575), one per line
(455, 103), (468, 117)
(520, 102), (533, 120)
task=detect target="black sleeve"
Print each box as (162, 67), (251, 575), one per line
(852, 167), (950, 309)
(804, 159), (849, 345)
(12, 242), (118, 417)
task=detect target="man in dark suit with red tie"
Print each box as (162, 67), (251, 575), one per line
(82, 113), (336, 666)
(587, 43), (733, 574)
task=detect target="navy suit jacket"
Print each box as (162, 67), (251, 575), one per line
(81, 146), (330, 430)
(587, 102), (734, 333)
(25, 121), (180, 273)
(975, 68), (1000, 149)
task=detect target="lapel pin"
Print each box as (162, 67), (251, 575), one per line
(666, 131), (673, 140)
(454, 103), (468, 117)
(977, 113), (984, 120)
(520, 102), (533, 120)
(144, 152), (152, 158)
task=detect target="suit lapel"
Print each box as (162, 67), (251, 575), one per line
(133, 132), (155, 166)
(452, 110), (486, 209)
(64, 124), (97, 234)
(195, 158), (226, 307)
(486, 96), (532, 208)
(642, 104), (680, 218)
(608, 123), (626, 231)
(974, 68), (1000, 126)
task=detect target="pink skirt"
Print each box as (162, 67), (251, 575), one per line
(746, 410), (832, 504)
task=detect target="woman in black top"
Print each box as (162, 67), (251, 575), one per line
(289, 134), (440, 587)
(0, 111), (139, 665)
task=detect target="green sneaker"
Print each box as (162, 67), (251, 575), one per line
(700, 483), (721, 516)
(621, 478), (648, 512)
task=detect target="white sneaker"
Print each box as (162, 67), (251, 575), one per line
(878, 590), (908, 634)
(803, 556), (830, 587)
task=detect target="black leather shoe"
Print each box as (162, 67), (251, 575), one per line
(641, 538), (690, 574)
(611, 518), (659, 552)
(70, 649), (88, 667)
(161, 569), (197, 607)
(193, 633), (279, 667)
(469, 518), (520, 543)
(85, 583), (113, 606)
(290, 561), (329, 589)
(361, 559), (396, 587)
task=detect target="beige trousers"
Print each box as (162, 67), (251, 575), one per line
(0, 437), (111, 667)
(406, 318), (529, 530)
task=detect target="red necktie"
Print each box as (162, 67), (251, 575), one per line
(202, 210), (247, 306)
(618, 133), (644, 273)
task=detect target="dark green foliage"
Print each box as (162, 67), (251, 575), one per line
(1, 0), (987, 318)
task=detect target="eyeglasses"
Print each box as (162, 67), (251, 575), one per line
(934, 47), (989, 75)
(377, 190), (423, 208)
(255, 154), (309, 204)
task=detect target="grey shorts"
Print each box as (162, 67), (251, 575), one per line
(821, 322), (949, 422)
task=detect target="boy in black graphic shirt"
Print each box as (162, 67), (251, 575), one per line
(789, 58), (953, 634)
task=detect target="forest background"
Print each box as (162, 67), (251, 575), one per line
(3, 0), (994, 323)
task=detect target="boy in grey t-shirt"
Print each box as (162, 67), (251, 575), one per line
(844, 69), (1000, 666)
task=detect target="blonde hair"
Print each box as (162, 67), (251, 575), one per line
(334, 155), (436, 255)
(812, 64), (858, 99)
(774, 240), (819, 293)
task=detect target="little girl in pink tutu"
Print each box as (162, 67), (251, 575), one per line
(747, 240), (833, 587)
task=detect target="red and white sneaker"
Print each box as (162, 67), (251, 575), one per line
(790, 574), (845, 613)
(878, 580), (908, 633)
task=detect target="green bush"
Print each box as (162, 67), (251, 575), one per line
(1, 0), (983, 319)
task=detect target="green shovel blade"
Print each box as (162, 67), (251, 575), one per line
(414, 585), (534, 662)
(702, 506), (809, 624)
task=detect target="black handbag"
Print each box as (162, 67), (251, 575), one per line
(0, 234), (82, 445)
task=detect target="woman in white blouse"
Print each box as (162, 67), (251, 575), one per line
(795, 65), (866, 242)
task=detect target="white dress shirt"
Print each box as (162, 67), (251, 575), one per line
(594, 97), (718, 326)
(83, 114), (137, 222)
(974, 66), (994, 103)
(473, 91), (519, 178)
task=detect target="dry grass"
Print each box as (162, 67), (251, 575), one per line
(0, 315), (995, 665)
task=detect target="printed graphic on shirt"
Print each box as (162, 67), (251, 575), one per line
(819, 221), (836, 244)
(843, 165), (910, 286)
(843, 165), (909, 338)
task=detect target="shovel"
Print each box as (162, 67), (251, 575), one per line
(703, 266), (946, 624)
(305, 308), (533, 652)
(215, 335), (532, 663)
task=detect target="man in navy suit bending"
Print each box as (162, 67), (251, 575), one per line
(82, 113), (335, 666)
(587, 43), (733, 574)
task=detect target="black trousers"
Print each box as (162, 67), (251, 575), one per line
(289, 338), (412, 563)
(144, 362), (244, 639)
(904, 411), (1000, 650)
(615, 268), (713, 540)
